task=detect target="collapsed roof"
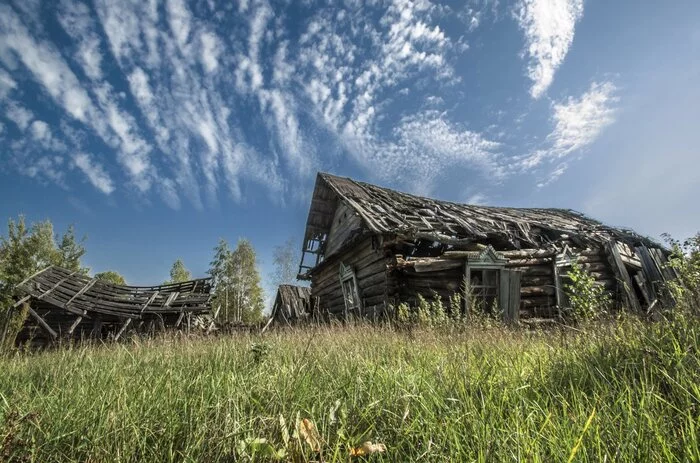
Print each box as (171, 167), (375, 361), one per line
(17, 266), (212, 317)
(9, 265), (212, 345)
(300, 172), (659, 275)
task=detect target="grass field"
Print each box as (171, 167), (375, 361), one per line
(0, 316), (698, 462)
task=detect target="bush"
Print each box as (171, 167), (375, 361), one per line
(664, 233), (700, 314)
(563, 262), (611, 323)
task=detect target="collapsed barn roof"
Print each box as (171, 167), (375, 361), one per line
(300, 172), (659, 275)
(9, 265), (212, 345)
(17, 266), (212, 316)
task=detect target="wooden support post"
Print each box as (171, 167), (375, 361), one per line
(114, 318), (133, 341)
(67, 312), (87, 336)
(28, 306), (57, 340)
(175, 311), (185, 328)
(605, 241), (642, 312)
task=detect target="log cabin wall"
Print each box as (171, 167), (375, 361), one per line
(502, 246), (615, 318)
(390, 263), (463, 312)
(310, 236), (392, 319)
(386, 245), (618, 320)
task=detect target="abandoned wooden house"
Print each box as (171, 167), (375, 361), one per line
(297, 172), (675, 323)
(269, 284), (315, 326)
(5, 265), (212, 347)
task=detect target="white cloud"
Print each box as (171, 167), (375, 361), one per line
(521, 80), (619, 181)
(515, 0), (583, 99)
(29, 120), (50, 141)
(72, 152), (115, 194)
(0, 5), (99, 124)
(21, 156), (66, 185)
(167, 0), (192, 53)
(343, 111), (502, 193)
(5, 102), (33, 130)
(58, 0), (104, 79)
(0, 68), (16, 100)
(200, 31), (221, 73)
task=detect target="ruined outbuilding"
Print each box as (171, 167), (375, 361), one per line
(298, 172), (674, 322)
(7, 266), (212, 347)
(270, 284), (315, 326)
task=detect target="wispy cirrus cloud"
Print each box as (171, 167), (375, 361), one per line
(520, 80), (619, 185)
(0, 0), (623, 207)
(515, 0), (584, 99)
(72, 152), (114, 194)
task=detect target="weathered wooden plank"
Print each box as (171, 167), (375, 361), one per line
(28, 307), (58, 340)
(605, 241), (642, 312)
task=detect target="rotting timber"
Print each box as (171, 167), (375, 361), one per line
(8, 266), (212, 347)
(297, 172), (675, 323)
(269, 284), (315, 326)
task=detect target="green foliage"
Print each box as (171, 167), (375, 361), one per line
(0, 319), (697, 461)
(209, 238), (265, 323)
(54, 225), (88, 273)
(395, 290), (495, 328)
(165, 259), (191, 284)
(0, 216), (88, 350)
(663, 232), (700, 313)
(563, 262), (611, 322)
(94, 271), (127, 286)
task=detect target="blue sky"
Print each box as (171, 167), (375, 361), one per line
(1, 0), (698, 297)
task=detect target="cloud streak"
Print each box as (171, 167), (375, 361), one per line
(515, 0), (584, 98)
(0, 0), (620, 207)
(520, 80), (619, 185)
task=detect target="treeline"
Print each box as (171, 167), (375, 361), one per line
(0, 215), (297, 340)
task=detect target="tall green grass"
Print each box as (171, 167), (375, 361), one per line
(0, 317), (698, 462)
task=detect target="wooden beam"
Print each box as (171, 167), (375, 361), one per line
(11, 295), (32, 308)
(28, 307), (57, 340)
(113, 318), (133, 341)
(67, 312), (87, 336)
(605, 241), (642, 312)
(14, 265), (54, 289)
(64, 278), (97, 308)
(140, 291), (160, 313)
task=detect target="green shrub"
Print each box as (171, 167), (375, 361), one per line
(564, 262), (611, 322)
(664, 233), (700, 314)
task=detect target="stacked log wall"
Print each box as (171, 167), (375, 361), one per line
(503, 247), (616, 318)
(394, 266), (463, 312)
(311, 237), (391, 318)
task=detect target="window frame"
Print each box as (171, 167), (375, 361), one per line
(553, 245), (579, 314)
(463, 246), (508, 316)
(339, 262), (361, 317)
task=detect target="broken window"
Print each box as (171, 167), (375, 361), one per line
(463, 246), (520, 321)
(339, 262), (361, 315)
(468, 268), (500, 313)
(554, 245), (578, 312)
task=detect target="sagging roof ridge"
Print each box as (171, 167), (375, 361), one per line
(314, 171), (659, 248)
